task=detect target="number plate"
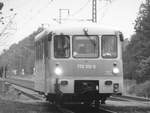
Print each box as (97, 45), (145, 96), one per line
(77, 64), (96, 70)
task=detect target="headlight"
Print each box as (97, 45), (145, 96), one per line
(54, 67), (63, 76)
(113, 67), (120, 74)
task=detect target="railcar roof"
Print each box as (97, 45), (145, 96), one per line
(35, 23), (120, 41)
(50, 23), (119, 34)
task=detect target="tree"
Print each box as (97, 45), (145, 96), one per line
(0, 27), (44, 76)
(135, 0), (150, 37)
(136, 57), (150, 83)
(0, 2), (4, 10)
(123, 0), (150, 83)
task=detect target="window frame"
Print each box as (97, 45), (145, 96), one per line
(53, 35), (70, 59)
(72, 35), (99, 58)
(101, 35), (118, 59)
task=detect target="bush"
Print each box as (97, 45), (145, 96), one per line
(128, 81), (150, 98)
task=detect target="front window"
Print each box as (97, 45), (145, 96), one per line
(73, 35), (99, 58)
(101, 35), (117, 58)
(54, 35), (70, 58)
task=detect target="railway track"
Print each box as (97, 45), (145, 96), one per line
(2, 77), (150, 113)
(111, 95), (150, 102)
(60, 104), (117, 113)
(5, 77), (150, 102)
(1, 78), (116, 113)
(12, 84), (44, 101)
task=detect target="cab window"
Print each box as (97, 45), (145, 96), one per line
(54, 35), (70, 58)
(73, 35), (99, 58)
(101, 35), (117, 58)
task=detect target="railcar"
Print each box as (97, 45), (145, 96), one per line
(34, 23), (124, 106)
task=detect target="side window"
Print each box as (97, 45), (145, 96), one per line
(54, 35), (70, 58)
(35, 39), (44, 61)
(35, 42), (38, 60)
(44, 37), (48, 58)
(40, 39), (43, 59)
(101, 35), (117, 58)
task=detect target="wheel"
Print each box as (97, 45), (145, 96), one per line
(101, 97), (106, 104)
(101, 100), (105, 104)
(83, 101), (92, 106)
(95, 99), (100, 108)
(55, 94), (64, 105)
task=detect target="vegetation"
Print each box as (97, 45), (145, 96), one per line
(123, 0), (150, 97)
(124, 0), (150, 83)
(0, 2), (4, 10)
(128, 81), (150, 97)
(0, 27), (44, 76)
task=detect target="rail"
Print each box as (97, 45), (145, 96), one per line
(12, 84), (44, 100)
(111, 95), (150, 102)
(60, 104), (117, 113)
(3, 78), (45, 95)
(2, 77), (46, 101)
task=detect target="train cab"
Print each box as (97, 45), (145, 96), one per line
(34, 23), (124, 105)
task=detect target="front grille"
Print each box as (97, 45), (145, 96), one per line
(74, 80), (99, 94)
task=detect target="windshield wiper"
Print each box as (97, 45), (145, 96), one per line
(84, 31), (96, 47)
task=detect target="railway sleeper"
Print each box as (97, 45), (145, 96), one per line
(46, 93), (111, 106)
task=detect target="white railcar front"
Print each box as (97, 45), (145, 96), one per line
(34, 23), (124, 105)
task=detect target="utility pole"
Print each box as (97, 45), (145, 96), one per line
(59, 9), (70, 24)
(92, 0), (112, 23)
(92, 0), (97, 23)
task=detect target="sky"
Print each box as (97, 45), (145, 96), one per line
(0, 0), (144, 52)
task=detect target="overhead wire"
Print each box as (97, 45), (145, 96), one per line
(0, 14), (17, 34)
(0, 13), (17, 45)
(0, 0), (54, 50)
(0, 0), (30, 48)
(21, 0), (54, 24)
(0, 0), (115, 50)
(63, 0), (91, 21)
(9, 0), (53, 45)
(101, 0), (117, 20)
(70, 0), (91, 17)
(0, 0), (91, 50)
(101, 1), (112, 19)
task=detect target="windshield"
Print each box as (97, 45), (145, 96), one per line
(101, 35), (117, 58)
(73, 35), (99, 58)
(54, 35), (70, 58)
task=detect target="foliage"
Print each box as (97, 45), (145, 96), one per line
(0, 2), (4, 10)
(123, 0), (150, 83)
(128, 81), (150, 98)
(0, 27), (44, 76)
